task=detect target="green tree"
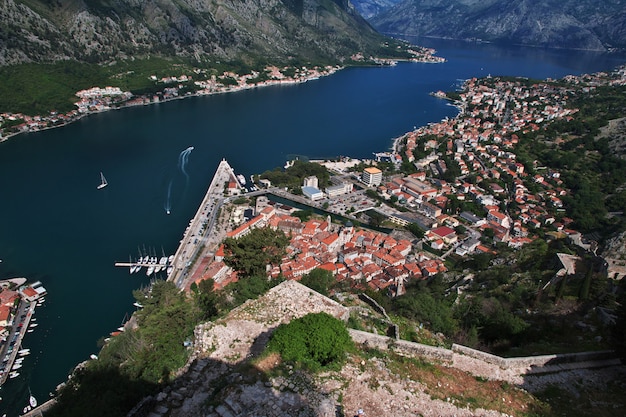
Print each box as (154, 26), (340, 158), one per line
(407, 222), (425, 239)
(267, 312), (353, 370)
(579, 266), (593, 301)
(300, 268), (334, 296)
(367, 210), (386, 227)
(193, 278), (218, 319)
(223, 227), (289, 277)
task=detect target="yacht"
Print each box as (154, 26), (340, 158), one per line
(29, 388), (37, 408)
(97, 172), (108, 190)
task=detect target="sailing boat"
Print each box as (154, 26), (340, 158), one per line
(29, 387), (37, 408)
(97, 172), (108, 190)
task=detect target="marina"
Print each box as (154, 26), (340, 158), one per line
(165, 160), (244, 290)
(0, 284), (44, 387)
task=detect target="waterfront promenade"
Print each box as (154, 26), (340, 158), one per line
(167, 159), (240, 290)
(0, 299), (36, 386)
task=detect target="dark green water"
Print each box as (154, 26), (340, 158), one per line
(0, 39), (624, 415)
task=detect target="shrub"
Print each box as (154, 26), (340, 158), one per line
(267, 312), (352, 370)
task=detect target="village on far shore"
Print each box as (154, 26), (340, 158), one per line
(0, 46), (444, 142)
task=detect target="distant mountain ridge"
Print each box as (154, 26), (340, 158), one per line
(354, 0), (626, 51)
(0, 0), (391, 66)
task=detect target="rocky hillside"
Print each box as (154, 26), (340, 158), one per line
(369, 0), (626, 51)
(131, 280), (626, 417)
(350, 0), (402, 20)
(0, 0), (390, 66)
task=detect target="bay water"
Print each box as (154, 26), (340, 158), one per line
(0, 38), (624, 415)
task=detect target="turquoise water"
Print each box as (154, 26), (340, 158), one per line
(0, 40), (624, 415)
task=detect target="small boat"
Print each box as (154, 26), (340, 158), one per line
(133, 302), (143, 308)
(29, 387), (37, 408)
(9, 371), (19, 378)
(18, 349), (30, 356)
(12, 363), (22, 370)
(97, 172), (108, 189)
(29, 323), (38, 328)
(90, 354), (98, 360)
(146, 265), (154, 276)
(129, 256), (137, 274)
(237, 174), (246, 186)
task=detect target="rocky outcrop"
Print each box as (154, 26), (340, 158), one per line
(0, 0), (386, 66)
(133, 280), (624, 417)
(369, 0), (626, 51)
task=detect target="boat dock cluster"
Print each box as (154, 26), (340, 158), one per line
(0, 279), (46, 387)
(113, 160), (244, 290)
(115, 248), (174, 277)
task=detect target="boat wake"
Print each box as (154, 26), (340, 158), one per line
(164, 180), (173, 215)
(178, 146), (194, 181)
(164, 146), (194, 215)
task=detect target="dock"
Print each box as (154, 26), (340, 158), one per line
(166, 159), (240, 290)
(0, 299), (37, 386)
(111, 159), (244, 290)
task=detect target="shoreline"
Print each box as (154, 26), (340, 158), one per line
(0, 54), (446, 144)
(391, 96), (465, 155)
(0, 67), (343, 144)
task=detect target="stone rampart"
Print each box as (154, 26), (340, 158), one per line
(349, 329), (452, 362)
(357, 293), (399, 339)
(348, 331), (616, 373)
(452, 344), (617, 370)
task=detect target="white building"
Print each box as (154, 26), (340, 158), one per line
(325, 182), (353, 198)
(303, 175), (319, 188)
(362, 167), (382, 187)
(302, 186), (324, 201)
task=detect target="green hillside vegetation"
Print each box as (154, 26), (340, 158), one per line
(259, 160), (331, 191)
(266, 312), (353, 371)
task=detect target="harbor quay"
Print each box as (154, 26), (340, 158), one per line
(166, 159), (243, 290)
(0, 279), (46, 387)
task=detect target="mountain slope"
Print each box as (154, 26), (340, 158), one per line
(0, 0), (394, 66)
(370, 0), (626, 51)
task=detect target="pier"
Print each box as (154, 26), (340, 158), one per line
(166, 159), (241, 290)
(0, 299), (37, 387)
